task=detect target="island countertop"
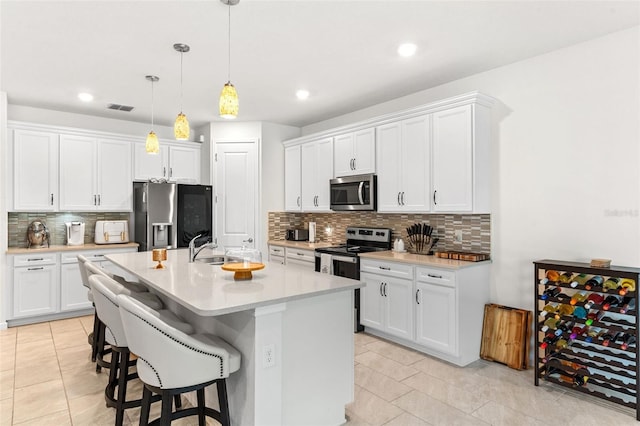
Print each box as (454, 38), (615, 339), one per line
(106, 248), (362, 317)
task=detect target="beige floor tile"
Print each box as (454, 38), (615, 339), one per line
(14, 356), (61, 389)
(0, 333), (17, 349)
(12, 379), (67, 424)
(346, 385), (404, 426)
(50, 317), (85, 334)
(355, 351), (418, 381)
(56, 344), (94, 372)
(0, 328), (17, 337)
(16, 324), (51, 344)
(15, 339), (56, 366)
(402, 372), (489, 414)
(68, 390), (126, 426)
(354, 332), (380, 346)
(480, 378), (567, 421)
(383, 412), (429, 426)
(0, 369), (14, 401)
(345, 409), (373, 426)
(0, 397), (12, 425)
(61, 367), (108, 401)
(471, 400), (544, 426)
(79, 315), (96, 334)
(355, 364), (412, 402)
(393, 390), (488, 426)
(12, 409), (72, 426)
(52, 328), (90, 351)
(365, 340), (425, 366)
(555, 390), (638, 425)
(0, 350), (16, 372)
(354, 344), (369, 356)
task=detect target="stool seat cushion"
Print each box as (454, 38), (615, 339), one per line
(129, 292), (164, 311)
(156, 310), (195, 335)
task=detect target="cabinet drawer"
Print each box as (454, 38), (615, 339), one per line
(416, 267), (455, 288)
(13, 253), (57, 267)
(361, 259), (413, 280)
(61, 248), (136, 264)
(286, 248), (314, 263)
(269, 246), (286, 257)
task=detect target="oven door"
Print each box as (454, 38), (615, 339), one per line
(330, 174), (376, 211)
(314, 253), (359, 280)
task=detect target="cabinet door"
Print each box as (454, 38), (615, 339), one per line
(13, 129), (59, 211)
(314, 138), (333, 210)
(97, 139), (132, 211)
(400, 115), (430, 212)
(60, 261), (92, 311)
(353, 128), (375, 174)
(333, 133), (354, 177)
(415, 282), (457, 355)
(134, 143), (169, 180)
(376, 122), (403, 212)
(169, 145), (201, 183)
(432, 105), (473, 212)
(59, 134), (97, 210)
(384, 276), (414, 340)
(13, 265), (58, 318)
(284, 145), (302, 211)
(300, 143), (317, 211)
(360, 272), (385, 330)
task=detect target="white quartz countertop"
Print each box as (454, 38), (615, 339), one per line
(267, 240), (333, 250)
(7, 242), (139, 254)
(106, 248), (362, 317)
(359, 251), (491, 270)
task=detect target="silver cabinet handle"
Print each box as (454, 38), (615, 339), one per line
(169, 167), (173, 178)
(401, 192), (405, 205)
(297, 252), (304, 256)
(27, 258), (44, 261)
(379, 266), (390, 270)
(383, 283), (387, 297)
(297, 196), (301, 207)
(379, 283), (384, 296)
(353, 158), (356, 170)
(28, 267), (44, 271)
(357, 181), (365, 205)
(427, 273), (443, 279)
(273, 248), (282, 253)
(98, 194), (101, 206)
(163, 166), (166, 177)
(93, 194), (97, 205)
(397, 192), (401, 206)
(50, 193), (54, 205)
(433, 190), (437, 205)
(416, 289), (420, 304)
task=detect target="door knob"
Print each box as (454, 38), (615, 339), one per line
(243, 238), (254, 243)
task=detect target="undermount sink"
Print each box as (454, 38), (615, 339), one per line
(195, 256), (225, 265)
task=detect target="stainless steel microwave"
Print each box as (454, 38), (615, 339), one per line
(330, 174), (377, 211)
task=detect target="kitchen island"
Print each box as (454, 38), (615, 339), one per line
(106, 249), (361, 426)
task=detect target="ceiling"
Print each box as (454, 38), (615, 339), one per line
(1, 1), (639, 130)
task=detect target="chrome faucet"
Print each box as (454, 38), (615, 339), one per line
(189, 234), (217, 263)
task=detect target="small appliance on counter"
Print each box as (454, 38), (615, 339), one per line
(26, 220), (50, 248)
(285, 229), (309, 241)
(65, 222), (85, 246)
(95, 220), (130, 244)
(308, 222), (316, 243)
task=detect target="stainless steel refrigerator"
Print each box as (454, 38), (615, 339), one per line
(133, 182), (212, 251)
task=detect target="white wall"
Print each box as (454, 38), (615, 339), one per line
(302, 26), (640, 310)
(0, 92), (7, 328)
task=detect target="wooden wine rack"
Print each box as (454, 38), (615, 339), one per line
(534, 259), (640, 421)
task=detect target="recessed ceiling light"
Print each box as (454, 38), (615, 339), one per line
(296, 90), (310, 100)
(397, 43), (417, 57)
(78, 92), (94, 102)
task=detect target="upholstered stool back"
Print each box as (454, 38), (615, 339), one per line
(89, 275), (129, 347)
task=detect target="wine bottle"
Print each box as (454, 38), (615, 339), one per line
(570, 325), (587, 340)
(584, 293), (604, 310)
(572, 305), (587, 320)
(602, 295), (622, 311)
(542, 317), (560, 332)
(540, 333), (560, 349)
(540, 303), (559, 317)
(584, 311), (599, 326)
(571, 274), (590, 287)
(555, 338), (570, 350)
(602, 277), (620, 292)
(619, 278), (636, 296)
(541, 287), (561, 301)
(601, 332), (614, 346)
(543, 270), (560, 284)
(585, 327), (602, 343)
(620, 333), (636, 350)
(585, 275), (604, 290)
(573, 367), (590, 387)
(570, 291), (588, 306)
(555, 321), (574, 336)
(555, 304), (574, 318)
(620, 297), (636, 314)
(558, 272), (574, 284)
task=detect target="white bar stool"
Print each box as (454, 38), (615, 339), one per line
(117, 294), (241, 426)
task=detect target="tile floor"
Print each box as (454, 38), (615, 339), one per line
(0, 316), (637, 425)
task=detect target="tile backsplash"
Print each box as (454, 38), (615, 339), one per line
(8, 212), (131, 248)
(268, 212), (491, 254)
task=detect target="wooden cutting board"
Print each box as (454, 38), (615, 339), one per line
(480, 304), (531, 370)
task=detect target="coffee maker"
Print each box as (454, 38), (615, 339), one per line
(65, 222), (85, 246)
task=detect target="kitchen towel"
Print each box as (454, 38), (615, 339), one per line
(319, 253), (333, 274)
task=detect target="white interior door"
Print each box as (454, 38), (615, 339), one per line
(215, 141), (257, 249)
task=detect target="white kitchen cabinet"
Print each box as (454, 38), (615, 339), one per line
(333, 128), (375, 177)
(12, 129), (59, 211)
(59, 135), (132, 211)
(284, 145), (302, 211)
(360, 271), (414, 340)
(12, 253), (59, 318)
(285, 247), (315, 269)
(431, 104), (490, 212)
(301, 138), (333, 211)
(415, 281), (456, 355)
(376, 115), (430, 212)
(268, 245), (286, 265)
(133, 142), (201, 183)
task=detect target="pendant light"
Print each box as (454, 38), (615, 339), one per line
(145, 75), (160, 155)
(219, 0), (239, 119)
(173, 43), (190, 140)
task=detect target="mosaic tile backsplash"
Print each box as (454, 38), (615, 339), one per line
(268, 212), (491, 254)
(8, 212), (131, 248)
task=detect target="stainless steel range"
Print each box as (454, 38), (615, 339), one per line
(314, 226), (392, 332)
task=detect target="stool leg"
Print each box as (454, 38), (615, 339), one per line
(115, 348), (130, 426)
(140, 386), (152, 426)
(96, 321), (106, 373)
(160, 391), (173, 426)
(91, 311), (100, 361)
(106, 349), (119, 401)
(196, 388), (206, 426)
(216, 379), (230, 426)
(173, 394), (182, 409)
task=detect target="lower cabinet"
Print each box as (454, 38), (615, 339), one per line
(360, 258), (489, 366)
(285, 247), (315, 269)
(268, 245), (286, 265)
(13, 260), (58, 318)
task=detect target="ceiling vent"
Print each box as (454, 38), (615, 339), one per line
(107, 103), (134, 112)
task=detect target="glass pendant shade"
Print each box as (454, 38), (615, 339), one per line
(174, 112), (190, 140)
(219, 82), (239, 119)
(146, 131), (160, 154)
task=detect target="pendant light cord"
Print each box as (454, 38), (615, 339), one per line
(227, 3), (231, 82)
(180, 51), (184, 113)
(151, 78), (155, 130)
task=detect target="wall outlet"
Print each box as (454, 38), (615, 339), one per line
(263, 344), (275, 368)
(454, 229), (463, 243)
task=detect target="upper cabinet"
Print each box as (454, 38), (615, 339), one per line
(432, 104), (491, 213)
(333, 128), (375, 177)
(59, 135), (132, 211)
(284, 145), (302, 211)
(377, 115), (431, 212)
(301, 137), (333, 211)
(12, 129), (59, 211)
(133, 143), (201, 183)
